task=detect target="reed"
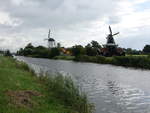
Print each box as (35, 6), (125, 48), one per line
(0, 56), (94, 113)
(39, 73), (94, 113)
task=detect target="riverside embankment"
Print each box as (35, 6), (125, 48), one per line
(0, 56), (93, 113)
(54, 55), (150, 70)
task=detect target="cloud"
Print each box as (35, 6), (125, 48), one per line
(1, 0), (120, 29)
(0, 0), (149, 51)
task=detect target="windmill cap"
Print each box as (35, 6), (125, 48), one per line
(48, 38), (55, 41)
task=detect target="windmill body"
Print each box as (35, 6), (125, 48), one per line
(44, 29), (56, 49)
(100, 26), (125, 56)
(104, 26), (119, 47)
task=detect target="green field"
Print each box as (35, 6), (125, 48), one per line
(126, 54), (148, 57)
(0, 56), (92, 113)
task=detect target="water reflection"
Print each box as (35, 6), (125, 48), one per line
(107, 81), (123, 95)
(16, 56), (150, 113)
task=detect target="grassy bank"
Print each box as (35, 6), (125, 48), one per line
(74, 55), (150, 69)
(48, 54), (150, 69)
(54, 56), (75, 60)
(0, 56), (93, 113)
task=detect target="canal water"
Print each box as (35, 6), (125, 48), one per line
(16, 56), (150, 113)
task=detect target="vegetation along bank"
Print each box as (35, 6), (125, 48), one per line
(0, 56), (93, 113)
(74, 55), (150, 70)
(15, 42), (150, 70)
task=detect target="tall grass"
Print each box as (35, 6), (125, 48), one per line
(14, 58), (94, 113)
(0, 56), (74, 113)
(39, 74), (94, 113)
(15, 60), (36, 75)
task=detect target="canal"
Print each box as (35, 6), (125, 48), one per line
(16, 56), (150, 113)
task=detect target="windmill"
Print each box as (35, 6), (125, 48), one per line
(44, 29), (56, 49)
(106, 26), (119, 45)
(100, 26), (125, 56)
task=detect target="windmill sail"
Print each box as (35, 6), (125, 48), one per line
(109, 26), (112, 34)
(113, 32), (119, 36)
(48, 29), (51, 39)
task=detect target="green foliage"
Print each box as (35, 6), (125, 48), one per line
(17, 43), (60, 58)
(49, 48), (60, 58)
(71, 45), (85, 56)
(16, 41), (150, 60)
(0, 56), (93, 113)
(74, 55), (150, 69)
(143, 45), (150, 54)
(4, 50), (12, 57)
(74, 55), (106, 64)
(112, 56), (150, 69)
(54, 56), (75, 60)
(85, 41), (101, 56)
(91, 40), (101, 48)
(26, 43), (34, 49)
(40, 74), (94, 113)
(85, 44), (97, 56)
(15, 61), (36, 75)
(57, 43), (61, 48)
(125, 48), (142, 55)
(70, 41), (101, 57)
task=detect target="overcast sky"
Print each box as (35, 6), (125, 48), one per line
(0, 0), (150, 51)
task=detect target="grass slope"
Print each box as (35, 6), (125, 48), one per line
(0, 56), (90, 113)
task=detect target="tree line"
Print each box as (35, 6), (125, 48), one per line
(16, 41), (102, 58)
(16, 41), (150, 58)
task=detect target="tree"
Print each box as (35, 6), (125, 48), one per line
(50, 48), (60, 58)
(22, 43), (35, 56)
(25, 43), (34, 49)
(33, 46), (50, 58)
(91, 40), (101, 49)
(85, 41), (101, 56)
(17, 48), (24, 55)
(71, 45), (85, 56)
(143, 45), (150, 54)
(5, 50), (12, 57)
(57, 43), (61, 48)
(85, 44), (97, 56)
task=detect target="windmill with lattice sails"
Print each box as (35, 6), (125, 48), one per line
(44, 29), (56, 49)
(105, 26), (119, 47)
(100, 26), (125, 56)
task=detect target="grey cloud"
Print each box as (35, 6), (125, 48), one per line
(0, 0), (121, 31)
(117, 26), (150, 50)
(0, 0), (148, 51)
(108, 16), (121, 24)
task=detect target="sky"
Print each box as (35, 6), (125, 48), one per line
(0, 0), (150, 52)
